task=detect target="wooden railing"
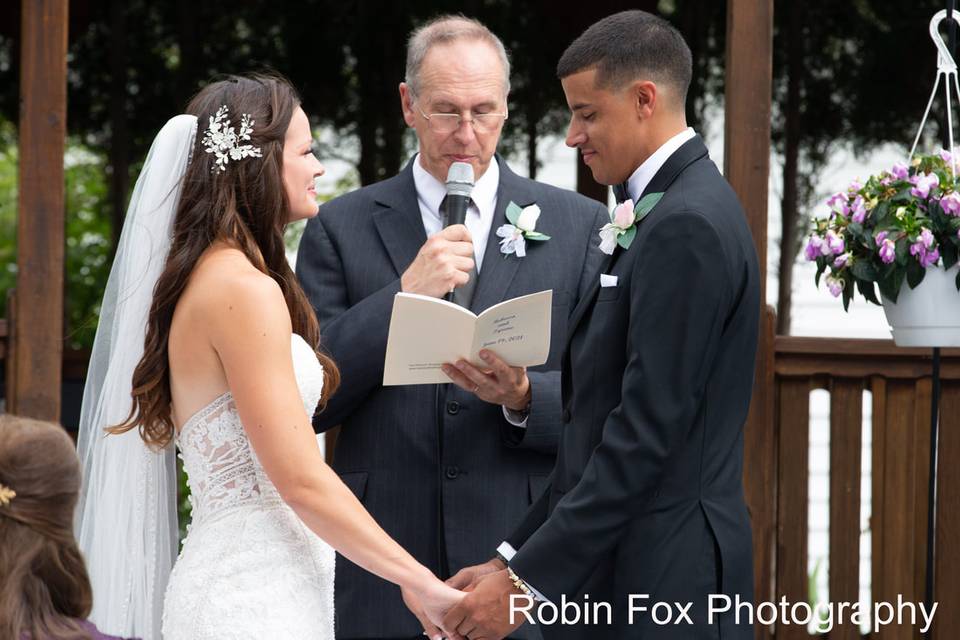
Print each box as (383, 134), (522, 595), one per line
(753, 334), (960, 639)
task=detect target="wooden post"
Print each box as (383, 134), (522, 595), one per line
(13, 0), (68, 421)
(724, 1), (774, 636)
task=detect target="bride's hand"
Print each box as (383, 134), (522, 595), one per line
(404, 579), (466, 640)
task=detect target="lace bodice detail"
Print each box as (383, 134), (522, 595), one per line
(176, 334), (324, 525)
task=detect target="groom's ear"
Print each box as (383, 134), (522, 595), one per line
(630, 80), (657, 121)
(399, 83), (417, 128)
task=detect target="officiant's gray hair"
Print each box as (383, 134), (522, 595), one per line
(558, 10), (692, 105)
(405, 15), (511, 99)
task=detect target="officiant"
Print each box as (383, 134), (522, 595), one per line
(296, 14), (606, 640)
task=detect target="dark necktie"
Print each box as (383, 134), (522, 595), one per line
(612, 181), (631, 204)
(439, 195), (478, 308)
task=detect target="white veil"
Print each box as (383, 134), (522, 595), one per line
(75, 114), (198, 640)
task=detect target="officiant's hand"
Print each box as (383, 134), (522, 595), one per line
(401, 224), (475, 298)
(446, 557), (506, 591)
(442, 350), (531, 411)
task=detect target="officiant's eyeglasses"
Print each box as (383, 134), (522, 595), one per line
(415, 104), (508, 134)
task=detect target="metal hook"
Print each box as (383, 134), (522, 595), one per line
(909, 10), (960, 170)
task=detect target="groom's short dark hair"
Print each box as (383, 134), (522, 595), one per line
(557, 10), (692, 104)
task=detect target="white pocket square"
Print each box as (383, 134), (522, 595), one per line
(600, 274), (618, 288)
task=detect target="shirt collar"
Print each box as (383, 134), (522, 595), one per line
(626, 127), (696, 202)
(412, 154), (500, 221)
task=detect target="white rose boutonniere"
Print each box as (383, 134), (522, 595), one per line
(496, 201), (551, 258)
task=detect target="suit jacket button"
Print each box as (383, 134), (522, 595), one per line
(446, 401), (461, 415)
(445, 466), (460, 479)
(562, 409), (571, 423)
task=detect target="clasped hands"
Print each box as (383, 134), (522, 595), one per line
(404, 557), (529, 640)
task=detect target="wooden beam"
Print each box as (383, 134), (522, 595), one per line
(724, 0), (772, 292)
(725, 3), (773, 638)
(13, 0), (68, 421)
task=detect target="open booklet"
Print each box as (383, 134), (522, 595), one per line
(382, 289), (552, 385)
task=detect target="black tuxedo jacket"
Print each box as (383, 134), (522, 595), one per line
(296, 155), (607, 638)
(508, 136), (759, 639)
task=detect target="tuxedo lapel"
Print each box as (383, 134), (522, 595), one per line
(468, 158), (535, 314)
(372, 160), (428, 278)
(563, 135), (710, 346)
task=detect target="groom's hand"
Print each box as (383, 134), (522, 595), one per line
(442, 570), (525, 640)
(442, 350), (531, 410)
(446, 557), (506, 591)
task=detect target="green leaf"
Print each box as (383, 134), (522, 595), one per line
(525, 232), (551, 241)
(943, 241), (959, 271)
(956, 269), (960, 292)
(906, 259), (926, 289)
(505, 201), (523, 226)
(633, 192), (664, 219)
(815, 262), (826, 288)
(856, 279), (881, 306)
(842, 284), (852, 311)
(617, 225), (638, 250)
(851, 260), (879, 281)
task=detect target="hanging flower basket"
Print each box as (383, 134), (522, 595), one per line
(804, 151), (960, 347)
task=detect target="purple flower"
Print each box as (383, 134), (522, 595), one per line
(833, 252), (852, 269)
(876, 231), (896, 264)
(911, 172), (940, 199)
(804, 234), (824, 261)
(826, 192), (850, 216)
(850, 195), (867, 223)
(910, 228), (940, 268)
(941, 191), (960, 216)
(881, 176), (893, 187)
(941, 148), (954, 164)
(848, 178), (863, 192)
(826, 275), (844, 298)
(891, 162), (909, 180)
(825, 229), (845, 254)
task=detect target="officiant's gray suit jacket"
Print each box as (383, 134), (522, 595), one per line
(296, 155), (606, 639)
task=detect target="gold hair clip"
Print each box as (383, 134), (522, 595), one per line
(0, 483), (15, 507)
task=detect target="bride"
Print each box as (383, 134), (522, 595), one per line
(75, 74), (461, 640)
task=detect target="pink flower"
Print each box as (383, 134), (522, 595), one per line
(850, 195), (867, 223)
(941, 191), (960, 216)
(891, 163), (909, 180)
(876, 231), (896, 264)
(826, 192), (850, 217)
(804, 235), (824, 261)
(941, 148), (954, 164)
(833, 252), (852, 269)
(848, 178), (863, 192)
(881, 176), (892, 187)
(909, 228), (939, 268)
(826, 275), (844, 298)
(825, 230), (845, 254)
(612, 199), (635, 229)
(911, 172), (940, 199)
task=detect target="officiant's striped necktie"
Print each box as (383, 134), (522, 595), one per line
(440, 195), (478, 308)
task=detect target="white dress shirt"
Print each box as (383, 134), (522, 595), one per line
(412, 154), (499, 272)
(625, 127), (696, 202)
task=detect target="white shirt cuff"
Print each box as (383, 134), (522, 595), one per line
(497, 542), (551, 603)
(502, 405), (529, 428)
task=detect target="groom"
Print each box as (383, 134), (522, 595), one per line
(443, 11), (760, 640)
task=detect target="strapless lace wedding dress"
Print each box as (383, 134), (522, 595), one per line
(162, 334), (334, 639)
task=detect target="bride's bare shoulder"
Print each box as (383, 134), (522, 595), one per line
(185, 247), (289, 330)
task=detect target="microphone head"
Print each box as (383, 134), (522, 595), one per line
(446, 162), (475, 198)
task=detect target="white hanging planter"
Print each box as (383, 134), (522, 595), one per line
(882, 262), (960, 347)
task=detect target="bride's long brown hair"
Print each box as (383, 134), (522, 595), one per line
(110, 73), (339, 448)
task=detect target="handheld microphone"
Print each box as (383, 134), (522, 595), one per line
(444, 162), (475, 302)
(444, 162), (475, 228)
